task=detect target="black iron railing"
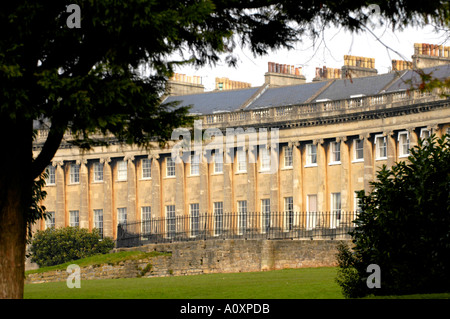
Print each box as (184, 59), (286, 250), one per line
(116, 211), (358, 248)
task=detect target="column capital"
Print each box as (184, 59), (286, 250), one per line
(52, 160), (64, 167)
(336, 136), (348, 143)
(99, 157), (111, 164)
(383, 130), (394, 137)
(313, 138), (324, 145)
(359, 132), (371, 140)
(76, 158), (88, 166)
(427, 123), (440, 132)
(148, 152), (160, 160)
(124, 154), (135, 162)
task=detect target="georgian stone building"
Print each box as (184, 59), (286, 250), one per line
(32, 43), (450, 240)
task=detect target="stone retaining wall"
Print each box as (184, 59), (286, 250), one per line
(26, 239), (349, 284)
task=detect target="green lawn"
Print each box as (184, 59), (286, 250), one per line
(25, 267), (344, 299)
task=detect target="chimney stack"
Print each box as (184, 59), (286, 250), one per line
(412, 42), (450, 69)
(312, 65), (342, 81)
(341, 55), (377, 78)
(166, 72), (205, 96)
(215, 77), (251, 91)
(265, 61), (306, 86)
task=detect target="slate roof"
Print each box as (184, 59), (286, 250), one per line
(163, 87), (260, 115)
(162, 64), (450, 115)
(245, 81), (329, 109)
(312, 72), (400, 101)
(384, 64), (450, 92)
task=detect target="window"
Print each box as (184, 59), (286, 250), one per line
(93, 162), (103, 182)
(45, 211), (55, 229)
(142, 158), (152, 179)
(237, 148), (247, 172)
(190, 203), (199, 237)
(330, 141), (341, 163)
(190, 153), (200, 176)
(69, 210), (79, 227)
(94, 209), (103, 238)
(354, 139), (364, 161)
(70, 164), (80, 184)
(260, 147), (270, 171)
(306, 144), (317, 166)
(45, 165), (56, 185)
(261, 199), (270, 233)
(284, 197), (294, 231)
(141, 206), (151, 235)
(117, 207), (127, 225)
(330, 193), (341, 229)
(375, 135), (387, 160)
(306, 194), (317, 230)
(166, 205), (176, 238)
(237, 200), (247, 235)
(166, 157), (176, 177)
(117, 160), (127, 181)
(214, 152), (223, 174)
(284, 146), (293, 168)
(213, 202), (223, 236)
(420, 128), (431, 140)
(398, 131), (410, 157)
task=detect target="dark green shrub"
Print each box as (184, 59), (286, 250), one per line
(336, 134), (450, 298)
(29, 227), (115, 267)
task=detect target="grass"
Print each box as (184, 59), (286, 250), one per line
(25, 267), (344, 299)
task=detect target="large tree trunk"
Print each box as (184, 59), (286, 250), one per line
(0, 118), (32, 299)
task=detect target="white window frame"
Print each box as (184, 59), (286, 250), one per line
(330, 193), (341, 229)
(141, 206), (151, 236)
(45, 211), (55, 229)
(420, 128), (431, 140)
(353, 139), (364, 162)
(117, 207), (127, 225)
(45, 165), (56, 185)
(306, 194), (318, 230)
(284, 146), (293, 168)
(214, 152), (223, 174)
(94, 209), (104, 238)
(284, 197), (294, 231)
(69, 163), (80, 184)
(69, 210), (79, 227)
(166, 205), (176, 238)
(261, 199), (271, 233)
(398, 131), (410, 158)
(166, 157), (176, 177)
(260, 146), (271, 171)
(142, 158), (152, 179)
(213, 202), (223, 236)
(190, 153), (200, 176)
(237, 200), (247, 235)
(329, 141), (341, 165)
(374, 134), (387, 160)
(237, 148), (247, 173)
(93, 162), (103, 182)
(189, 203), (200, 237)
(117, 160), (127, 181)
(305, 144), (317, 167)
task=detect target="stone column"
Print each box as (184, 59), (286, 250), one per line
(247, 145), (257, 213)
(269, 144), (280, 213)
(338, 137), (350, 211)
(125, 155), (137, 222)
(199, 150), (209, 214)
(361, 133), (374, 194)
(100, 157), (113, 238)
(408, 127), (419, 150)
(150, 153), (161, 218)
(315, 139), (327, 212)
(290, 141), (302, 213)
(175, 151), (185, 217)
(53, 160), (65, 228)
(223, 147), (233, 213)
(385, 130), (396, 168)
(78, 159), (89, 229)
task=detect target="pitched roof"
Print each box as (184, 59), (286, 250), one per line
(384, 64), (450, 92)
(245, 81), (330, 109)
(163, 87), (260, 115)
